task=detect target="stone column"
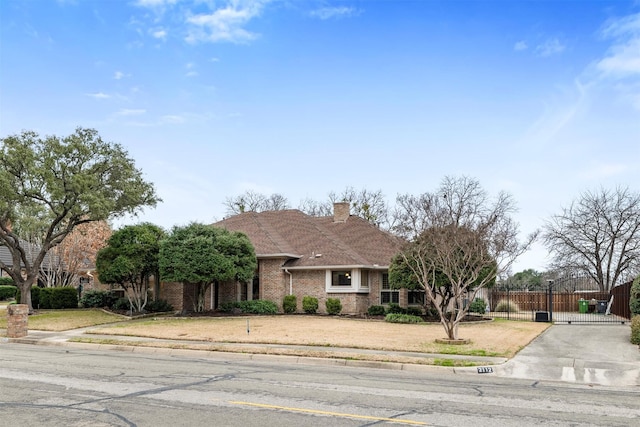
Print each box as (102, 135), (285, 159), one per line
(7, 304), (28, 338)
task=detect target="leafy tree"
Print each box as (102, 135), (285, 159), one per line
(504, 268), (544, 291)
(390, 176), (536, 340)
(543, 186), (640, 292)
(96, 223), (165, 313)
(224, 190), (289, 215)
(0, 128), (159, 312)
(159, 223), (256, 312)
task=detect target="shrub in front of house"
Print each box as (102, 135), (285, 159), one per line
(367, 305), (386, 316)
(0, 285), (17, 301)
(0, 277), (15, 287)
(146, 299), (174, 313)
(302, 296), (318, 314)
(469, 298), (487, 314)
(112, 297), (132, 311)
(406, 306), (423, 316)
(283, 295), (297, 313)
(325, 298), (342, 315)
(385, 313), (424, 324)
(16, 286), (78, 309)
(385, 303), (405, 315)
(80, 290), (119, 308)
(219, 302), (237, 312)
(237, 300), (278, 314)
(631, 316), (640, 345)
(494, 299), (519, 313)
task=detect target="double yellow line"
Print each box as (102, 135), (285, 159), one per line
(230, 401), (427, 425)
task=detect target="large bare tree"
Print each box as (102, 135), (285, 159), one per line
(390, 176), (537, 340)
(543, 186), (640, 292)
(224, 191), (289, 216)
(299, 187), (390, 228)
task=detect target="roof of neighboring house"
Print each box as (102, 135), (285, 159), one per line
(0, 241), (60, 270)
(214, 209), (403, 269)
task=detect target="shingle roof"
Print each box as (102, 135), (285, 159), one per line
(214, 209), (403, 269)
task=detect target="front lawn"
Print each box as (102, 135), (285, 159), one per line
(0, 308), (127, 332)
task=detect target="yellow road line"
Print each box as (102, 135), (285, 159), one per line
(229, 401), (427, 425)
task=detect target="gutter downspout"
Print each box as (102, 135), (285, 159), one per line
(284, 269), (293, 295)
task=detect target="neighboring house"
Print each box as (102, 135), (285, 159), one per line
(0, 241), (59, 286)
(160, 203), (419, 314)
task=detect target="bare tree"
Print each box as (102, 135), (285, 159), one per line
(224, 191), (290, 216)
(299, 187), (391, 228)
(543, 186), (640, 292)
(390, 176), (537, 341)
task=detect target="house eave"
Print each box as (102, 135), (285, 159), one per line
(257, 253), (302, 260)
(281, 264), (389, 271)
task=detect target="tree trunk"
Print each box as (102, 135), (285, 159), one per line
(17, 279), (35, 314)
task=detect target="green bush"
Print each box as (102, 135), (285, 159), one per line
(367, 305), (386, 316)
(469, 298), (487, 314)
(406, 306), (423, 316)
(283, 295), (297, 314)
(0, 285), (17, 300)
(0, 277), (15, 286)
(631, 316), (640, 345)
(112, 297), (131, 311)
(630, 277), (640, 316)
(237, 300), (278, 314)
(325, 298), (342, 315)
(146, 299), (174, 313)
(17, 286), (78, 309)
(80, 290), (118, 308)
(385, 303), (405, 314)
(219, 302), (237, 312)
(385, 313), (424, 324)
(494, 299), (519, 313)
(302, 296), (318, 314)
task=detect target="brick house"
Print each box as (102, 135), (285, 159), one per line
(160, 203), (421, 314)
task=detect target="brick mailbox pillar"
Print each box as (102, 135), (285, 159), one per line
(7, 304), (29, 338)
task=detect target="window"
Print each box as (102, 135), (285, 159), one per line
(408, 290), (425, 305)
(380, 273), (399, 304)
(332, 271), (352, 286)
(361, 270), (369, 288)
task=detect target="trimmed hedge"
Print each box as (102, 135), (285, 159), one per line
(631, 316), (640, 345)
(469, 298), (487, 314)
(367, 305), (386, 316)
(17, 286), (78, 309)
(385, 313), (424, 324)
(630, 277), (640, 317)
(0, 277), (15, 286)
(302, 296), (318, 314)
(283, 295), (297, 313)
(146, 299), (174, 313)
(80, 290), (119, 308)
(236, 300), (278, 314)
(0, 285), (17, 301)
(325, 298), (342, 315)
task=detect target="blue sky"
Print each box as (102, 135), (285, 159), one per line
(1, 0), (639, 273)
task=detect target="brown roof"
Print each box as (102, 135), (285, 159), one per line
(214, 209), (402, 269)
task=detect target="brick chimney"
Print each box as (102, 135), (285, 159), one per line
(333, 202), (350, 222)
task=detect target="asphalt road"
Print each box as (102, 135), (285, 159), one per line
(0, 344), (638, 427)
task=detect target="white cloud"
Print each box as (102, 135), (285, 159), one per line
(185, 71), (198, 77)
(310, 6), (359, 20)
(86, 92), (111, 99)
(185, 0), (270, 44)
(114, 71), (125, 80)
(151, 28), (168, 39)
(597, 13), (640, 77)
(535, 38), (565, 57)
(514, 40), (528, 51)
(135, 0), (179, 7)
(160, 114), (187, 124)
(115, 109), (146, 116)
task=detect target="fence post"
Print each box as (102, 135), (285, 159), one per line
(548, 280), (554, 323)
(507, 285), (510, 321)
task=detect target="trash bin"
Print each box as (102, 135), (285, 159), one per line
(578, 299), (588, 314)
(597, 300), (607, 314)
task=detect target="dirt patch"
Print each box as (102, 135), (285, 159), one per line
(90, 315), (549, 358)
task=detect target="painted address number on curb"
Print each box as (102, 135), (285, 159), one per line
(477, 367), (493, 374)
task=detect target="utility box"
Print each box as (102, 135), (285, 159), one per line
(535, 311), (549, 322)
(578, 299), (588, 314)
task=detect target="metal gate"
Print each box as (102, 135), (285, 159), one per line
(488, 278), (631, 324)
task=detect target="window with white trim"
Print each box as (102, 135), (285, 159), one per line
(331, 271), (352, 286)
(380, 273), (399, 304)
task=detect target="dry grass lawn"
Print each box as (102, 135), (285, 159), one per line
(0, 309), (126, 332)
(90, 315), (549, 358)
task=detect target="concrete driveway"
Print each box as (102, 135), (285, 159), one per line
(493, 324), (640, 387)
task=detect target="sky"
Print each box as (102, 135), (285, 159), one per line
(1, 0), (639, 273)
